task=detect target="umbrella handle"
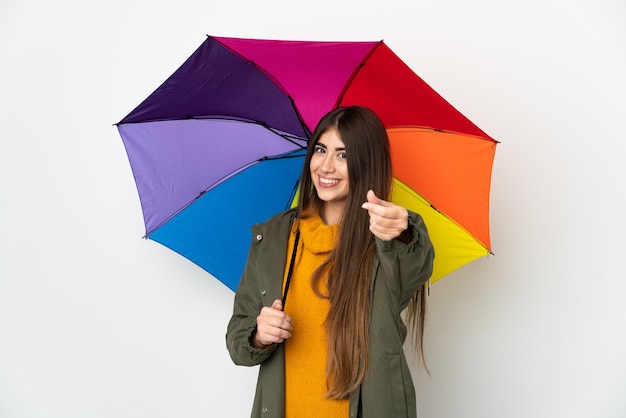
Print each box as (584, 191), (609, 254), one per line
(281, 230), (300, 308)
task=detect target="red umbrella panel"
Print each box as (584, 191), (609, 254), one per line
(116, 35), (497, 290)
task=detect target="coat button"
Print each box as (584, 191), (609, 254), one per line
(256, 234), (263, 241)
(262, 407), (268, 414)
(261, 290), (267, 296)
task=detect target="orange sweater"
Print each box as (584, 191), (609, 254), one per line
(283, 215), (348, 417)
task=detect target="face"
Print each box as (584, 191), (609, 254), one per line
(310, 128), (349, 223)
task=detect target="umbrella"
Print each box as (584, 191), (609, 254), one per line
(116, 35), (497, 291)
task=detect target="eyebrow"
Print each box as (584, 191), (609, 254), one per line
(316, 142), (346, 151)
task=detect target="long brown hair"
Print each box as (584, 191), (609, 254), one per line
(296, 106), (427, 399)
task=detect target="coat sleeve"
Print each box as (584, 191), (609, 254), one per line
(375, 210), (435, 309)
(225, 228), (278, 367)
(225, 211), (294, 367)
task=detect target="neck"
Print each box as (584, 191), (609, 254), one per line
(321, 202), (344, 225)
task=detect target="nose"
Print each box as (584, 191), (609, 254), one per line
(320, 154), (335, 173)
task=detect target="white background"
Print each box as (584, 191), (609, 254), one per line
(1, 0), (625, 417)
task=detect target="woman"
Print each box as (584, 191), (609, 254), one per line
(226, 106), (435, 417)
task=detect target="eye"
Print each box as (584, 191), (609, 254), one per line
(338, 152), (347, 160)
(314, 145), (326, 154)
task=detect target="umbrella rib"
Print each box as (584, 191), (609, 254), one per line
(211, 36), (313, 139)
(145, 149), (305, 239)
(334, 40), (383, 109)
(144, 162), (258, 238)
(262, 125), (307, 149)
(118, 114), (309, 148)
(393, 180), (494, 255)
(421, 201), (493, 255)
(388, 126), (501, 144)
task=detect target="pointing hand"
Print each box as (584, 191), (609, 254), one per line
(361, 190), (409, 241)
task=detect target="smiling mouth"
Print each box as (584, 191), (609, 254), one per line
(319, 176), (340, 186)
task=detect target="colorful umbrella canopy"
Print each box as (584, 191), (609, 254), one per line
(117, 35), (497, 291)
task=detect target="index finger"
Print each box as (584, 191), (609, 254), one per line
(362, 200), (397, 218)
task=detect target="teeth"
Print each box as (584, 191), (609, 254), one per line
(320, 177), (338, 185)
